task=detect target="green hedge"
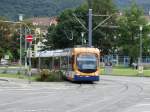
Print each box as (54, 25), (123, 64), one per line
(36, 69), (65, 82)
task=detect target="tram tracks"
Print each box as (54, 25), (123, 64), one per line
(67, 77), (144, 112)
(0, 76), (145, 112)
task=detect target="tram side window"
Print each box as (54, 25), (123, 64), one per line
(71, 55), (74, 70)
(53, 57), (60, 70)
(68, 56), (73, 70)
(42, 58), (49, 69)
(61, 56), (68, 70)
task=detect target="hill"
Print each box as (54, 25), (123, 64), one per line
(0, 0), (84, 20)
(0, 0), (150, 20)
(115, 0), (150, 13)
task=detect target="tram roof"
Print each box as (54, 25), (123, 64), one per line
(34, 47), (100, 58)
(35, 49), (71, 57)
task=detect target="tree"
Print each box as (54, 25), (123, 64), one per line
(46, 0), (118, 52)
(46, 4), (88, 49)
(0, 18), (14, 60)
(117, 3), (150, 65)
(91, 0), (117, 54)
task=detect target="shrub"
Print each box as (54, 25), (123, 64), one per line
(36, 69), (65, 82)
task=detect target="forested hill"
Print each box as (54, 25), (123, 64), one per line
(0, 0), (150, 20)
(0, 0), (84, 20)
(115, 0), (150, 13)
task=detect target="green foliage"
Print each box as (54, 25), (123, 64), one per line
(117, 3), (150, 64)
(46, 0), (118, 52)
(36, 69), (65, 82)
(115, 0), (150, 11)
(0, 18), (34, 61)
(46, 5), (88, 49)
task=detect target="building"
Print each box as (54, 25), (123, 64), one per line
(29, 17), (58, 55)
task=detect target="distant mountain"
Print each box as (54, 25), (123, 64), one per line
(0, 0), (84, 20)
(0, 0), (150, 20)
(114, 0), (150, 13)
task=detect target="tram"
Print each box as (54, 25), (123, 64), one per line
(33, 47), (100, 81)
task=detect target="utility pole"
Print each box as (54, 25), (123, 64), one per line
(88, 9), (93, 47)
(74, 0), (118, 47)
(88, 0), (92, 47)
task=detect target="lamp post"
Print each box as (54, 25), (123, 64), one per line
(139, 26), (143, 65)
(19, 14), (23, 66)
(138, 25), (143, 74)
(81, 32), (85, 45)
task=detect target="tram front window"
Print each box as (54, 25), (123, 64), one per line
(77, 53), (97, 73)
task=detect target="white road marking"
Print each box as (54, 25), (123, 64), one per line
(142, 111), (150, 112)
(135, 103), (150, 107)
(144, 98), (150, 100)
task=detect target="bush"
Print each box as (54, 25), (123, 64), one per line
(36, 69), (65, 82)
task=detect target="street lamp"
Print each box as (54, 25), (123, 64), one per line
(19, 14), (23, 66)
(139, 25), (143, 65)
(81, 32), (85, 45)
(138, 25), (143, 74)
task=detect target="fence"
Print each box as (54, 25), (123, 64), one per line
(100, 55), (150, 67)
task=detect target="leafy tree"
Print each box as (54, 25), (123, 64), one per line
(117, 3), (150, 65)
(0, 18), (14, 60)
(46, 5), (88, 49)
(46, 0), (118, 52)
(91, 0), (117, 54)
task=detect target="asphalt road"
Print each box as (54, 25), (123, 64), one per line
(0, 76), (150, 112)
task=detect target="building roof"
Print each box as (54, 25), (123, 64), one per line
(31, 17), (58, 26)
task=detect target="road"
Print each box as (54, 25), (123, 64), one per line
(0, 76), (150, 112)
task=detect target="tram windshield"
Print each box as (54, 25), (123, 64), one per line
(77, 53), (98, 73)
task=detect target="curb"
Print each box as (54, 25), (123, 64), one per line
(0, 78), (9, 82)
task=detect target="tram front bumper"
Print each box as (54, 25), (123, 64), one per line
(74, 75), (99, 81)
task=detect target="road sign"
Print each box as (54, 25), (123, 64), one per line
(4, 55), (9, 60)
(26, 35), (33, 42)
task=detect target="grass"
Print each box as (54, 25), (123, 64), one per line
(101, 67), (150, 77)
(0, 73), (38, 81)
(0, 73), (24, 78)
(0, 70), (65, 82)
(1, 67), (150, 81)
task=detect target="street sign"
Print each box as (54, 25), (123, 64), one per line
(26, 35), (33, 42)
(4, 55), (9, 60)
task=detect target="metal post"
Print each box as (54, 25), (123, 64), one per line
(28, 42), (32, 84)
(60, 56), (61, 69)
(88, 9), (92, 47)
(19, 24), (22, 66)
(38, 53), (41, 72)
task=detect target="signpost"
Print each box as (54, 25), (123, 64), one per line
(26, 35), (33, 84)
